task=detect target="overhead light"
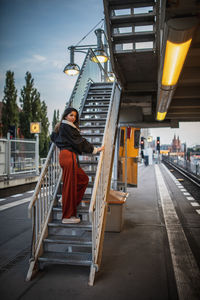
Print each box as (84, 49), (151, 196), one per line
(91, 49), (109, 63)
(63, 63), (80, 76)
(156, 17), (198, 121)
(161, 39), (192, 86)
(90, 28), (109, 63)
(64, 46), (80, 76)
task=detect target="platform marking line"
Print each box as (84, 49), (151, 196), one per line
(0, 199), (6, 202)
(187, 197), (195, 201)
(183, 192), (190, 196)
(190, 202), (200, 207)
(26, 190), (35, 193)
(155, 164), (200, 300)
(11, 193), (23, 198)
(0, 197), (31, 211)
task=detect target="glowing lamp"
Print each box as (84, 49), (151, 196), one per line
(63, 63), (80, 76)
(91, 49), (109, 63)
(157, 112), (167, 121)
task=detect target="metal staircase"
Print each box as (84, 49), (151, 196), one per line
(26, 80), (121, 285)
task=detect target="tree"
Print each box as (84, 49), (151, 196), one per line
(52, 109), (60, 131)
(39, 101), (50, 157)
(19, 71), (35, 138)
(2, 71), (19, 137)
(19, 71), (50, 157)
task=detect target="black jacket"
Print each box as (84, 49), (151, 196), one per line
(51, 121), (94, 155)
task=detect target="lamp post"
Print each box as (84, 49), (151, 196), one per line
(63, 28), (110, 77)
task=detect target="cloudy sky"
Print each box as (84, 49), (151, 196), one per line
(0, 0), (199, 146)
(0, 0), (103, 128)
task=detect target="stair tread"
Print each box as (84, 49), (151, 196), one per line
(48, 220), (92, 229)
(44, 234), (92, 245)
(38, 252), (92, 266)
(79, 125), (105, 128)
(84, 105), (109, 108)
(53, 206), (89, 213)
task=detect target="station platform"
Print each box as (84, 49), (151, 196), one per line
(0, 163), (200, 300)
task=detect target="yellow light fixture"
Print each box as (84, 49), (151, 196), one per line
(157, 112), (167, 121)
(91, 49), (109, 63)
(162, 39), (192, 86)
(156, 17), (198, 122)
(63, 63), (80, 76)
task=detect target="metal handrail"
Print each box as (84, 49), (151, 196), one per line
(88, 81), (121, 285)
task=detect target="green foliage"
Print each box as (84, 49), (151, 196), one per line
(52, 109), (60, 131)
(19, 71), (50, 157)
(1, 71), (19, 137)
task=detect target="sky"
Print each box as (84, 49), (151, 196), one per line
(0, 0), (200, 147)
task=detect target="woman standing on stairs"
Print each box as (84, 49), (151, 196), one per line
(51, 107), (104, 224)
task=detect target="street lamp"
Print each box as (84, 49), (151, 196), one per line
(63, 46), (80, 76)
(90, 29), (109, 63)
(63, 28), (109, 76)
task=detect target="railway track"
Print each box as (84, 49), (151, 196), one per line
(162, 158), (200, 202)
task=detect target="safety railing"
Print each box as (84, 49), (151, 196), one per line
(88, 81), (121, 286)
(0, 136), (37, 178)
(26, 143), (62, 281)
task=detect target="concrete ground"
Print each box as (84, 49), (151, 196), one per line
(1, 164), (200, 300)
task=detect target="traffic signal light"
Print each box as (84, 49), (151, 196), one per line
(141, 137), (144, 150)
(8, 125), (16, 139)
(156, 137), (160, 151)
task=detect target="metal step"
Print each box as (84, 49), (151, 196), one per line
(80, 118), (107, 122)
(52, 206), (89, 221)
(84, 104), (109, 108)
(38, 252), (92, 267)
(79, 125), (105, 129)
(82, 132), (103, 137)
(86, 98), (110, 102)
(82, 111), (107, 115)
(48, 220), (92, 236)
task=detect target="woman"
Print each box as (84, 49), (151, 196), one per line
(51, 107), (104, 224)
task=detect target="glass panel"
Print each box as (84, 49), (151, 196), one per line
(134, 6), (153, 14)
(114, 9), (131, 16)
(135, 25), (153, 32)
(118, 27), (132, 34)
(123, 43), (133, 50)
(135, 41), (153, 49)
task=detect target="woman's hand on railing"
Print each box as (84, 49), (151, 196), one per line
(97, 145), (104, 153)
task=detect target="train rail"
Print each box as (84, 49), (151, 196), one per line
(162, 157), (200, 201)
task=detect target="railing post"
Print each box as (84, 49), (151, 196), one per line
(6, 132), (11, 179)
(35, 134), (39, 175)
(124, 127), (127, 193)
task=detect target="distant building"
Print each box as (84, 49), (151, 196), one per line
(171, 134), (181, 152)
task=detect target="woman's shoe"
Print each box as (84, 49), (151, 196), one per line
(62, 217), (80, 224)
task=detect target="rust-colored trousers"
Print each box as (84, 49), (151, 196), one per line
(59, 149), (89, 219)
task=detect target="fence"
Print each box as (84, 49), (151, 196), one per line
(0, 134), (38, 178)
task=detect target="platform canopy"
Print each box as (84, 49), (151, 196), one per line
(103, 0), (200, 128)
